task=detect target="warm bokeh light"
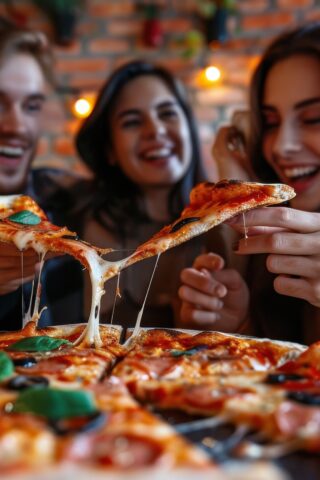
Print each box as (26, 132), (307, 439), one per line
(72, 95), (95, 118)
(204, 66), (221, 82)
(194, 65), (223, 88)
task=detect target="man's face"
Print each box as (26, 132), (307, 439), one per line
(0, 53), (47, 194)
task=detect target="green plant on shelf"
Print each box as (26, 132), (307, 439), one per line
(33, 0), (86, 46)
(196, 0), (237, 18)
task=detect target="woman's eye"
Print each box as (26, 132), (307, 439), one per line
(302, 116), (320, 125)
(263, 119), (279, 130)
(121, 118), (141, 128)
(159, 109), (178, 119)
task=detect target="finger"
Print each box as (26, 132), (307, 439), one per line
(227, 207), (320, 233)
(193, 252), (225, 271)
(180, 268), (227, 297)
(235, 232), (320, 255)
(180, 303), (220, 328)
(273, 275), (320, 306)
(213, 268), (246, 291)
(230, 225), (288, 236)
(266, 254), (320, 279)
(178, 285), (224, 311)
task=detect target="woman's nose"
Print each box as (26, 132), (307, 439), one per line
(273, 121), (302, 157)
(143, 115), (166, 137)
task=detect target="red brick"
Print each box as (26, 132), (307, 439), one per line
(237, 0), (270, 12)
(88, 38), (130, 54)
(56, 58), (110, 74)
(171, 0), (199, 14)
(242, 11), (295, 30)
(36, 138), (49, 157)
(277, 0), (313, 7)
(305, 10), (320, 21)
(77, 20), (99, 37)
(55, 40), (82, 56)
(89, 1), (135, 17)
(65, 119), (83, 136)
(53, 137), (76, 157)
(107, 19), (141, 36)
(162, 18), (194, 34)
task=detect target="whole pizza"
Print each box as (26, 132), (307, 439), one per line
(1, 180), (318, 479)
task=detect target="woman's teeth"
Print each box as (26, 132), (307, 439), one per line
(144, 148), (171, 159)
(283, 166), (318, 180)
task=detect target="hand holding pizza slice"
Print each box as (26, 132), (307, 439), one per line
(0, 180), (295, 347)
(228, 206), (320, 308)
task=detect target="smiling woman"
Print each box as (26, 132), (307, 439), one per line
(260, 54), (320, 212)
(178, 22), (320, 345)
(75, 60), (228, 329)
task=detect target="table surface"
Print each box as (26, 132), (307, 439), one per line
(157, 409), (320, 480)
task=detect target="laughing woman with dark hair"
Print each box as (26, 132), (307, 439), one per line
(75, 60), (229, 329)
(179, 22), (320, 344)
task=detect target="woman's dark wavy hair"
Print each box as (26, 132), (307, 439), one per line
(249, 22), (320, 182)
(75, 60), (206, 236)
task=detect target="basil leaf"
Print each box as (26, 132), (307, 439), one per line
(12, 387), (98, 421)
(8, 210), (41, 225)
(8, 336), (72, 352)
(170, 345), (207, 357)
(0, 351), (14, 381)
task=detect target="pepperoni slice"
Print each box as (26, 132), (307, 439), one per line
(275, 400), (320, 439)
(63, 433), (166, 468)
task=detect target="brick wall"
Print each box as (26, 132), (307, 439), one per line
(2, 0), (319, 179)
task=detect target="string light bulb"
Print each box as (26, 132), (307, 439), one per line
(204, 65), (221, 82)
(71, 94), (95, 119)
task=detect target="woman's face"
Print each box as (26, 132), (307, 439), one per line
(109, 75), (192, 189)
(262, 54), (320, 211)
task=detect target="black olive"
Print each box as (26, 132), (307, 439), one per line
(13, 357), (37, 368)
(62, 235), (79, 241)
(215, 179), (240, 188)
(49, 411), (107, 436)
(287, 391), (320, 406)
(170, 217), (201, 233)
(265, 373), (305, 384)
(6, 375), (49, 390)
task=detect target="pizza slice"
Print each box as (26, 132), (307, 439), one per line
(113, 329), (304, 390)
(0, 180), (295, 348)
(132, 370), (320, 454)
(0, 324), (124, 387)
(125, 180), (295, 266)
(0, 374), (214, 474)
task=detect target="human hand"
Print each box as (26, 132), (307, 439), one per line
(228, 206), (320, 307)
(0, 243), (40, 295)
(178, 252), (249, 332)
(212, 110), (254, 181)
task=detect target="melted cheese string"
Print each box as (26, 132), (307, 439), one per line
(242, 212), (248, 244)
(32, 252), (45, 319)
(110, 273), (121, 325)
(128, 253), (161, 345)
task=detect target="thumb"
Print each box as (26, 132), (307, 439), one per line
(193, 252), (225, 272)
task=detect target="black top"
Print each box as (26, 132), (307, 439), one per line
(0, 168), (85, 331)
